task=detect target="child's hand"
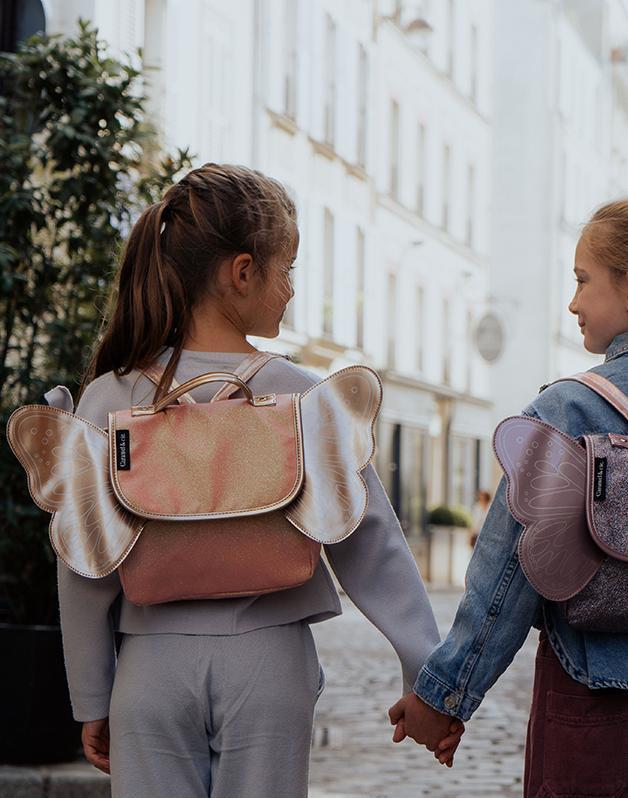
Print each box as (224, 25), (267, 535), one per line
(392, 718), (464, 765)
(434, 719), (465, 767)
(389, 693), (465, 766)
(82, 717), (110, 774)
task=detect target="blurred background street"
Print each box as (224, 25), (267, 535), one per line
(309, 590), (536, 798)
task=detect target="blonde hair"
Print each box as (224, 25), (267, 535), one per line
(580, 200), (628, 280)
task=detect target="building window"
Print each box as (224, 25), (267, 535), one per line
(387, 272), (397, 367)
(559, 148), (566, 222)
(377, 421), (402, 516)
(401, 426), (429, 535)
(465, 309), (473, 391)
(450, 435), (477, 510)
(356, 227), (366, 349)
(322, 208), (334, 337)
(442, 297), (451, 385)
(357, 44), (368, 168)
(283, 0), (298, 119)
(469, 23), (478, 104)
(442, 143), (451, 231)
(415, 285), (424, 372)
(201, 10), (233, 162)
(378, 421), (429, 537)
(323, 14), (336, 147)
(466, 163), (475, 247)
(390, 99), (400, 200)
(447, 0), (455, 78)
(416, 123), (426, 215)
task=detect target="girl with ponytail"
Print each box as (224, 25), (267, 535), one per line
(59, 163), (458, 798)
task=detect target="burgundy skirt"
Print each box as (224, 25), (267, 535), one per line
(524, 630), (628, 798)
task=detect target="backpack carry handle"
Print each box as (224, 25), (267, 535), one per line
(132, 372), (276, 415)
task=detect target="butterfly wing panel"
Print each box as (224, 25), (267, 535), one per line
(285, 367), (382, 544)
(7, 406), (143, 577)
(494, 416), (603, 601)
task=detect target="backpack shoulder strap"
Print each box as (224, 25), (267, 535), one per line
(210, 351), (288, 402)
(141, 363), (196, 405)
(553, 372), (628, 421)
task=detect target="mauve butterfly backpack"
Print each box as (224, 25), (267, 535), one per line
(493, 372), (628, 634)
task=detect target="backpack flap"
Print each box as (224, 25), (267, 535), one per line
(583, 432), (628, 562)
(108, 371), (304, 521)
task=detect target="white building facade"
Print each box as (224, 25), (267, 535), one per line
(490, 0), (628, 438)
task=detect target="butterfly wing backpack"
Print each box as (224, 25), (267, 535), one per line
(493, 372), (628, 633)
(7, 353), (383, 605)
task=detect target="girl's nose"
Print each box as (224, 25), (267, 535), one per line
(568, 293), (578, 315)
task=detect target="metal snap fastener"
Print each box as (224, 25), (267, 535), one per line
(444, 694), (458, 710)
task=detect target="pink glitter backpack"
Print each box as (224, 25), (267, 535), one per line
(493, 373), (628, 634)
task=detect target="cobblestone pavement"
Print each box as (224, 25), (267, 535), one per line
(308, 589), (537, 798)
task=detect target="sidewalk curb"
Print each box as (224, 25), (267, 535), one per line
(0, 763), (109, 798)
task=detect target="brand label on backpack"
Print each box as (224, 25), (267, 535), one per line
(116, 430), (131, 470)
(593, 457), (607, 501)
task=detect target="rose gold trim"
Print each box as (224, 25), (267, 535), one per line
(133, 373), (257, 414)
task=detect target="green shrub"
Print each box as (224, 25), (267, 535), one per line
(0, 21), (192, 624)
(428, 505), (471, 528)
(427, 505), (456, 526)
(451, 507), (472, 529)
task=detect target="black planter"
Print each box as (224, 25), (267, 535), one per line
(0, 624), (82, 764)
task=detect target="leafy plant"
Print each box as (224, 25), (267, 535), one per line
(0, 21), (193, 624)
(427, 505), (471, 528)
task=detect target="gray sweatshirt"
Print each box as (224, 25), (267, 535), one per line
(57, 349), (440, 721)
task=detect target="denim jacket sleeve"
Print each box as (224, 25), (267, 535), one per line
(413, 473), (543, 721)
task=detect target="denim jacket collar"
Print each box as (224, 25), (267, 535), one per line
(605, 331), (628, 362)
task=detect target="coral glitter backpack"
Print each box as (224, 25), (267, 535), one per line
(7, 352), (382, 605)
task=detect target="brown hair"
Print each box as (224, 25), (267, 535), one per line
(580, 200), (628, 281)
(80, 163), (296, 402)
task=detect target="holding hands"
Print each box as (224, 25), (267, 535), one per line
(388, 693), (465, 767)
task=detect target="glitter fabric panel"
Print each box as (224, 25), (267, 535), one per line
(285, 366), (382, 544)
(566, 557), (628, 633)
(119, 511), (321, 605)
(583, 433), (628, 560)
(565, 432), (628, 633)
(493, 416), (604, 601)
(6, 405), (143, 577)
(110, 394), (303, 520)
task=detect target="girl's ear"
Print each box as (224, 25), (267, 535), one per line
(230, 253), (255, 296)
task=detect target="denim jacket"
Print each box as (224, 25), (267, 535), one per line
(414, 332), (628, 721)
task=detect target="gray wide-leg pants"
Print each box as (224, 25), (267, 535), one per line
(109, 622), (323, 798)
